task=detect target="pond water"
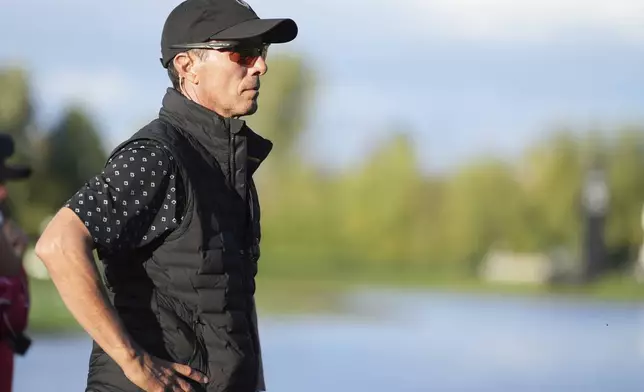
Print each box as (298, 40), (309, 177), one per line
(13, 288), (644, 391)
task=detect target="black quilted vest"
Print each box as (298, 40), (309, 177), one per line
(85, 89), (272, 392)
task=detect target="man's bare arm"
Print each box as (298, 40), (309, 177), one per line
(35, 207), (207, 391)
(34, 207), (139, 368)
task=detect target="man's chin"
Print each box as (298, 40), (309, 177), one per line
(238, 101), (258, 117)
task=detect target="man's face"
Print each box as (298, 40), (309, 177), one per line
(185, 41), (269, 118)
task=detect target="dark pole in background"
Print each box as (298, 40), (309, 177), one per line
(581, 158), (609, 283)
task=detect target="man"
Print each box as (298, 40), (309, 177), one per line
(0, 134), (32, 392)
(34, 0), (297, 391)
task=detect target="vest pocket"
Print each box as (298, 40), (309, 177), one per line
(153, 292), (208, 376)
(189, 320), (209, 377)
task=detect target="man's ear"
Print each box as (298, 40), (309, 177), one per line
(173, 53), (198, 84)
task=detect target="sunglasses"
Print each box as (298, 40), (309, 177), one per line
(169, 40), (269, 67)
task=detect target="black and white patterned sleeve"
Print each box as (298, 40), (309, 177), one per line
(65, 140), (185, 253)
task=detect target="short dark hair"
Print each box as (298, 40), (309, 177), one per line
(166, 49), (209, 90)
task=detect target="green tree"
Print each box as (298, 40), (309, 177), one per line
(39, 106), (107, 208)
(336, 130), (426, 271)
(602, 127), (644, 264)
(246, 54), (315, 180)
(0, 66), (44, 234)
(441, 156), (525, 267)
(518, 130), (585, 255)
(244, 54), (322, 276)
(0, 67), (34, 154)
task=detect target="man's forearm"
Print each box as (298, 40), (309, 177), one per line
(50, 250), (137, 363)
(35, 214), (139, 369)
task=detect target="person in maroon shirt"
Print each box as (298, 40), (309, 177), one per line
(0, 134), (32, 392)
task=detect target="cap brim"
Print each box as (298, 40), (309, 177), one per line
(210, 18), (298, 44)
(0, 165), (31, 181)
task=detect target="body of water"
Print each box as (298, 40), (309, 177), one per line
(13, 288), (644, 391)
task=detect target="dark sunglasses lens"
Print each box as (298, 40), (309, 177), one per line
(229, 46), (268, 66)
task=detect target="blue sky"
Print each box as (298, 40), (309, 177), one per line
(1, 0), (643, 173)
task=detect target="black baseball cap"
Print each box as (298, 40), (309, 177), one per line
(160, 0), (298, 68)
(0, 134), (31, 182)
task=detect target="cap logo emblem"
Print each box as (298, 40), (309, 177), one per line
(235, 0), (253, 11)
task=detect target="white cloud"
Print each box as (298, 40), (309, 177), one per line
(397, 0), (644, 42)
(5, 0), (644, 45)
(255, 0), (644, 43)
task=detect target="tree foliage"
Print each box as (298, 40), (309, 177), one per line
(2, 60), (644, 281)
(43, 106), (108, 207)
(0, 67), (107, 236)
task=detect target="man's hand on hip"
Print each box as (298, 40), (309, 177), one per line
(122, 350), (208, 392)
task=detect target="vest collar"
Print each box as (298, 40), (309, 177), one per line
(158, 88), (272, 176)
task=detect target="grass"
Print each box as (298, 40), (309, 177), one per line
(27, 279), (84, 335)
(25, 276), (351, 334)
(24, 270), (644, 335)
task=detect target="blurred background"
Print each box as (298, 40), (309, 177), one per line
(2, 0), (644, 390)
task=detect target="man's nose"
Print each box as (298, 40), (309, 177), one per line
(252, 56), (268, 76)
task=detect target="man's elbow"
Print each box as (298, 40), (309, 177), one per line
(35, 208), (89, 268)
(34, 230), (63, 266)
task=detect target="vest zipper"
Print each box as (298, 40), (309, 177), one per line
(230, 130), (261, 365)
(248, 182), (254, 231)
(229, 133), (236, 189)
(229, 131), (257, 354)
